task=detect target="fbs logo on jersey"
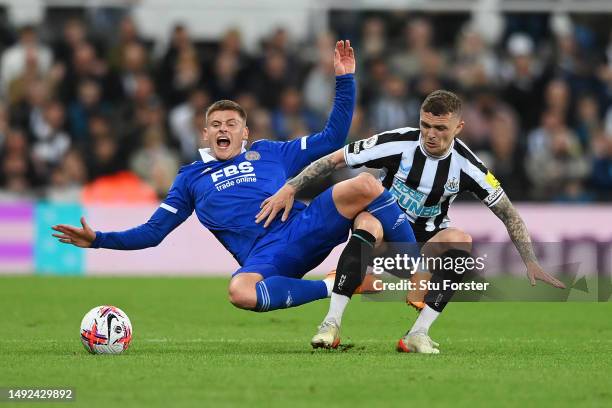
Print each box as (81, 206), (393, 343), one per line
(211, 161), (258, 191)
(211, 161), (254, 182)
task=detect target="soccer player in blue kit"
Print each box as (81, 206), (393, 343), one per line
(52, 40), (417, 314)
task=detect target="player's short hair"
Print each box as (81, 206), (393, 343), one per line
(421, 90), (462, 117)
(205, 100), (247, 124)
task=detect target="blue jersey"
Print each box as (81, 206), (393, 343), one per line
(91, 74), (355, 265)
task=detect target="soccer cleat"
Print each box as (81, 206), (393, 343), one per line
(407, 300), (425, 312)
(396, 331), (440, 354)
(311, 319), (341, 349)
(406, 271), (429, 311)
(355, 273), (381, 294)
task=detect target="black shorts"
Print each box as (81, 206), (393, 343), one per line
(412, 225), (443, 248)
(370, 226), (442, 258)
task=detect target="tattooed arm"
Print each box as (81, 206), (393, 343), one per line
(288, 149), (346, 192)
(255, 149), (346, 227)
(489, 195), (537, 264)
(489, 195), (565, 288)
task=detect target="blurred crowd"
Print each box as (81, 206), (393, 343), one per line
(1, 11), (612, 203)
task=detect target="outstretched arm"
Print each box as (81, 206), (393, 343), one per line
(52, 171), (194, 250)
(255, 149), (346, 227)
(52, 205), (188, 250)
(52, 216), (96, 248)
(489, 195), (565, 288)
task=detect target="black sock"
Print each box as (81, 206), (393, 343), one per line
(334, 229), (376, 298)
(425, 249), (471, 312)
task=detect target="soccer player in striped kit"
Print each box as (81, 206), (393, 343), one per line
(260, 90), (566, 353)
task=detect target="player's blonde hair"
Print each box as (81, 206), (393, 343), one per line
(205, 100), (247, 124)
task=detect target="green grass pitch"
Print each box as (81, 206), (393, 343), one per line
(1, 276), (611, 407)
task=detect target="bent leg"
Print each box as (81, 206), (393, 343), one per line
(332, 173), (415, 244)
(407, 228), (474, 338)
(331, 212), (382, 298)
(421, 228), (472, 258)
(256, 276), (329, 311)
(422, 228), (473, 312)
(398, 228), (472, 352)
(228, 272), (263, 310)
(332, 173), (384, 219)
(408, 228), (472, 308)
(323, 212), (382, 326)
(229, 270), (329, 312)
(353, 212), (384, 246)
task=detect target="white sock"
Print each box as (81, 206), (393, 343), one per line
(323, 276), (334, 296)
(409, 305), (440, 335)
(323, 293), (350, 326)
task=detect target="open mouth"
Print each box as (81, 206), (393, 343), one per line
(216, 136), (231, 149)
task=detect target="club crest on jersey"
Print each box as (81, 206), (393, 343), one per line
(245, 151), (260, 161)
(444, 177), (459, 193)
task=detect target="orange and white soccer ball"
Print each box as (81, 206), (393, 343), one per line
(80, 306), (133, 354)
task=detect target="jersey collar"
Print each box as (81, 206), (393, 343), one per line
(418, 133), (454, 161)
(198, 141), (248, 163)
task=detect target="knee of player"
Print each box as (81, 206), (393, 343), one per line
(441, 229), (472, 252)
(354, 172), (383, 200)
(452, 231), (472, 252)
(353, 212), (383, 245)
(464, 232), (473, 247)
(227, 285), (257, 310)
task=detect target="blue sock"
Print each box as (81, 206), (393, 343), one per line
(367, 190), (416, 243)
(255, 276), (328, 312)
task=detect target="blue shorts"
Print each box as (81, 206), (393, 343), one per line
(233, 187), (351, 279)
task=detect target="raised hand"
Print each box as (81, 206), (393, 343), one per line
(334, 40), (355, 76)
(51, 216), (96, 248)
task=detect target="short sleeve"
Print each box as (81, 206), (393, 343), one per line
(344, 128), (419, 169)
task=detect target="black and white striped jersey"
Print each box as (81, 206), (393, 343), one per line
(343, 127), (504, 233)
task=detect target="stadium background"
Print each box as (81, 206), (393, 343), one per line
(0, 0), (611, 275)
(1, 3), (611, 408)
